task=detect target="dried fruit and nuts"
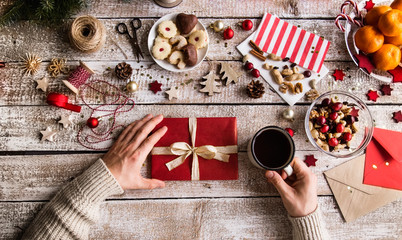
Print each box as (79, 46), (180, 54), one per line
(309, 98), (359, 152)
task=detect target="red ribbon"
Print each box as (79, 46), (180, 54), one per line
(47, 93), (81, 112)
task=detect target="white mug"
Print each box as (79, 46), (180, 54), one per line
(247, 126), (295, 176)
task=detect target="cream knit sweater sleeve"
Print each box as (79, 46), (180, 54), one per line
(21, 159), (124, 240)
(288, 207), (331, 240)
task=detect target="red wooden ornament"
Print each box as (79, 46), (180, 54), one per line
(304, 155), (318, 167)
(380, 84), (393, 96)
(388, 66), (402, 83)
(365, 0), (375, 11)
(86, 117), (99, 128)
(332, 69), (345, 81)
(149, 80), (162, 94)
(392, 111), (402, 123)
(354, 54), (375, 74)
(285, 128), (294, 137)
(367, 90), (379, 102)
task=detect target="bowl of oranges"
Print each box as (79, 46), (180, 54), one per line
(344, 0), (402, 82)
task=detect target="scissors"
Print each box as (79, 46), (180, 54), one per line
(116, 18), (144, 61)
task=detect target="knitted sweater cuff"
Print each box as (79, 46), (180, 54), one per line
(75, 158), (124, 202)
(288, 206), (330, 240)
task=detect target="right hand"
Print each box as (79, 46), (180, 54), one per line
(265, 157), (318, 217)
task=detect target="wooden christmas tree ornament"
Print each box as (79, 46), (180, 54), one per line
(220, 62), (242, 85)
(200, 71), (221, 96)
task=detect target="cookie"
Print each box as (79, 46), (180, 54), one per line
(155, 36), (169, 44)
(158, 20), (178, 39)
(169, 35), (187, 50)
(182, 44), (198, 66)
(152, 42), (172, 60)
(176, 13), (198, 35)
(188, 30), (207, 49)
(168, 50), (186, 69)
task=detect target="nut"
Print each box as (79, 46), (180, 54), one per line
(309, 79), (317, 89)
(319, 132), (326, 140)
(281, 68), (293, 76)
(305, 89), (319, 101)
(309, 121), (313, 131)
(352, 123), (358, 133)
(285, 73), (304, 81)
(263, 63), (273, 70)
(279, 84), (288, 93)
(242, 54), (251, 63)
(294, 82), (303, 94)
(344, 127), (352, 133)
(311, 129), (319, 139)
(310, 110), (319, 119)
(271, 69), (283, 85)
(292, 66), (299, 74)
(321, 143), (330, 151)
(283, 82), (294, 93)
(267, 53), (282, 61)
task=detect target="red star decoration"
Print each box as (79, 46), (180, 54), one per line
(388, 66), (402, 83)
(367, 90), (379, 102)
(350, 107), (359, 117)
(332, 69), (345, 81)
(304, 155), (318, 167)
(380, 84), (393, 96)
(393, 111), (402, 123)
(365, 0), (375, 11)
(354, 54), (375, 74)
(149, 81), (162, 94)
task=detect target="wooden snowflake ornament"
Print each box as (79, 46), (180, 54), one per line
(200, 71), (221, 96)
(220, 62), (242, 85)
(22, 53), (42, 75)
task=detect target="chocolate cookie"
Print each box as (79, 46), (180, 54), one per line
(182, 44), (198, 66)
(176, 13), (198, 35)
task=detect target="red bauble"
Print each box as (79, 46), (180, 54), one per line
(245, 62), (254, 71)
(223, 27), (234, 40)
(87, 117), (99, 128)
(251, 68), (260, 78)
(242, 20), (253, 31)
(285, 128), (294, 137)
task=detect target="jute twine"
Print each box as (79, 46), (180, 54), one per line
(69, 15), (106, 53)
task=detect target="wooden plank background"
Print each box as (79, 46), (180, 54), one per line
(0, 0), (401, 239)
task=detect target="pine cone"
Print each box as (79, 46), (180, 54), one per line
(115, 62), (133, 80)
(247, 80), (265, 98)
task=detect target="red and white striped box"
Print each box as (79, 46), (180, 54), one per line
(254, 12), (330, 74)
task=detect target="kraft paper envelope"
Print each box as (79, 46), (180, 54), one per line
(324, 154), (402, 222)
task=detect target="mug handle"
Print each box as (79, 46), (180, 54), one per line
(283, 165), (293, 176)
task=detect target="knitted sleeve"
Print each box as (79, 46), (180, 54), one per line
(288, 206), (331, 240)
(21, 159), (124, 240)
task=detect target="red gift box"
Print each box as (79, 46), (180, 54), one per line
(151, 117), (238, 181)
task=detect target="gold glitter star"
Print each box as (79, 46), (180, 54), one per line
(165, 87), (179, 100)
(36, 77), (49, 92)
(40, 127), (58, 142)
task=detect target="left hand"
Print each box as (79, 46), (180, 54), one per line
(102, 114), (167, 190)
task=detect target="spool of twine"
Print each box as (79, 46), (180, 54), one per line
(69, 15), (106, 53)
(63, 61), (95, 94)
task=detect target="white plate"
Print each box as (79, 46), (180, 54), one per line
(148, 13), (209, 72)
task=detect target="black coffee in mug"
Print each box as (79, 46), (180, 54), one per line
(250, 126), (295, 170)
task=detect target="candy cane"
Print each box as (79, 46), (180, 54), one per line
(335, 0), (363, 32)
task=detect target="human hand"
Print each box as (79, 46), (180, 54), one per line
(265, 157), (318, 217)
(102, 114), (167, 190)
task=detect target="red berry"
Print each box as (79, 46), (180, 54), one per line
(331, 102), (343, 111)
(86, 117), (99, 128)
(336, 123), (345, 133)
(244, 62), (254, 70)
(242, 20), (253, 31)
(251, 68), (260, 78)
(329, 112), (338, 121)
(321, 98), (331, 106)
(343, 132), (352, 142)
(328, 138), (339, 147)
(223, 27), (234, 40)
(285, 128), (294, 137)
(316, 116), (326, 125)
(320, 125), (329, 133)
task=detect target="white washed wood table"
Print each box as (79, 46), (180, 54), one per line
(0, 0), (401, 239)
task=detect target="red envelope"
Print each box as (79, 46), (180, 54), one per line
(151, 117), (238, 181)
(363, 128), (402, 190)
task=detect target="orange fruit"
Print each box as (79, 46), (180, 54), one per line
(391, 0), (402, 10)
(354, 25), (384, 53)
(378, 9), (402, 36)
(365, 6), (392, 26)
(385, 34), (402, 46)
(372, 44), (401, 70)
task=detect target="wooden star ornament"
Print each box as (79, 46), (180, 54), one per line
(365, 0), (375, 11)
(40, 127), (58, 142)
(332, 69), (345, 81)
(392, 111), (402, 123)
(354, 54), (375, 74)
(380, 84), (393, 96)
(58, 115), (73, 128)
(149, 81), (162, 94)
(165, 87), (179, 100)
(388, 66), (402, 83)
(36, 77), (49, 92)
(367, 90), (379, 102)
(304, 155), (318, 167)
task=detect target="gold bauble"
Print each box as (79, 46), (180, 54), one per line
(282, 108), (295, 121)
(126, 81), (139, 92)
(210, 20), (224, 32)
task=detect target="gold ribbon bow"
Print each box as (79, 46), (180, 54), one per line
(151, 117), (238, 180)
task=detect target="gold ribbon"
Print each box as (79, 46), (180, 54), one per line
(151, 117), (238, 180)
